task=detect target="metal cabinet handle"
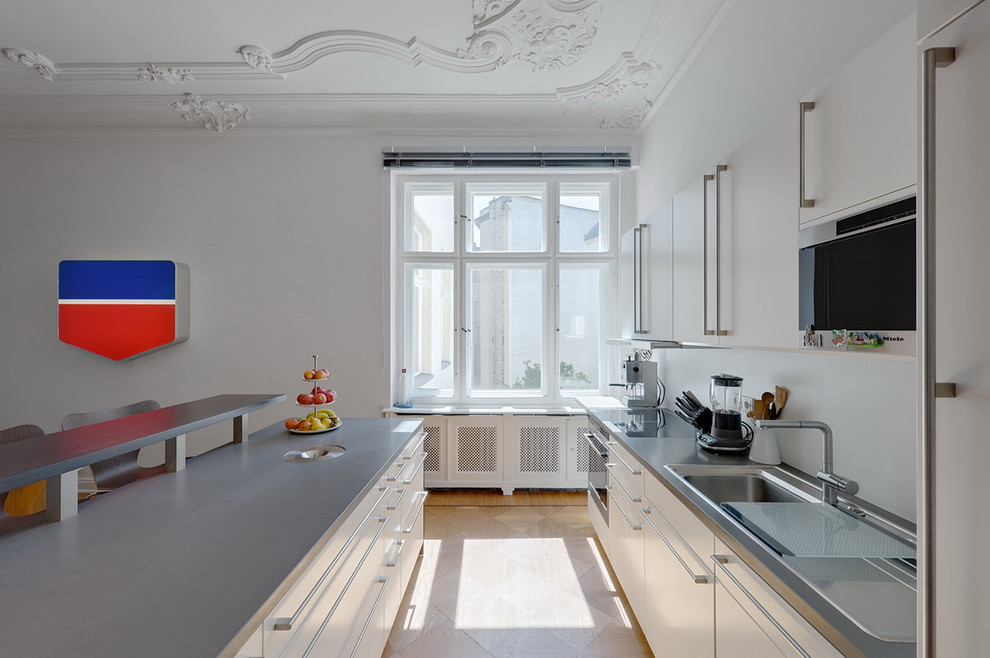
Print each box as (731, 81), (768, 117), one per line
(920, 45), (957, 658)
(605, 464), (642, 503)
(273, 486), (390, 631)
(403, 429), (428, 459)
(386, 487), (406, 510)
(633, 223), (648, 334)
(641, 508), (708, 583)
(712, 555), (811, 658)
(385, 539), (405, 568)
(799, 101), (816, 208)
(713, 164), (728, 336)
(386, 460), (408, 482)
(402, 491), (428, 533)
(609, 447), (641, 476)
(608, 488), (642, 530)
(344, 577), (390, 658)
(702, 173), (715, 335)
(402, 451), (429, 485)
(295, 517), (389, 653)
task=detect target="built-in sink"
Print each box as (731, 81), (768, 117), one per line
(283, 445), (345, 463)
(666, 464), (820, 504)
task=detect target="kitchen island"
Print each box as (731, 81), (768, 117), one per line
(581, 402), (916, 658)
(0, 416), (424, 657)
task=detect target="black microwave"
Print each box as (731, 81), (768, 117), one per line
(798, 196), (916, 353)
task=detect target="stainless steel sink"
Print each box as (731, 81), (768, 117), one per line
(284, 445), (345, 463)
(665, 464), (820, 504)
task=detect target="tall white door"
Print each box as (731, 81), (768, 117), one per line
(920, 2), (990, 655)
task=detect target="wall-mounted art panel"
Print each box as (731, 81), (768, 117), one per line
(57, 260), (190, 361)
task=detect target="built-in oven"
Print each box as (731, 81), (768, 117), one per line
(585, 428), (609, 524)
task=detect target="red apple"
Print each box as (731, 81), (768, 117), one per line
(297, 392), (315, 405)
(316, 368), (329, 379)
(297, 419), (313, 431)
(325, 389), (337, 403)
(313, 392), (328, 404)
(313, 386), (326, 395)
(303, 369), (316, 380)
(284, 418), (299, 430)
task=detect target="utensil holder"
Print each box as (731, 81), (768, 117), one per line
(749, 426), (781, 465)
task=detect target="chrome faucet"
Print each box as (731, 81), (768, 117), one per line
(754, 419), (859, 505)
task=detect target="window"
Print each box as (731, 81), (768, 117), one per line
(394, 174), (618, 404)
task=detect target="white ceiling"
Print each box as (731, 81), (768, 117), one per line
(0, 0), (914, 135)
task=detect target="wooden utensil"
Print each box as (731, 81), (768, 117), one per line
(775, 386), (788, 417)
(753, 399), (767, 421)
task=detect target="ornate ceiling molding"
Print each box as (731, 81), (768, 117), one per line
(473, 0), (523, 27)
(557, 53), (661, 130)
(2, 48), (57, 81)
(169, 94), (249, 133)
(136, 64), (193, 84)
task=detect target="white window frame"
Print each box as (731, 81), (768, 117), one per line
(392, 171), (620, 406)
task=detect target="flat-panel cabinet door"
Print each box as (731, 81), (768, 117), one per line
(672, 176), (710, 344)
(919, 0), (983, 38)
(719, 108), (799, 349)
(798, 16), (916, 226)
(620, 203), (673, 340)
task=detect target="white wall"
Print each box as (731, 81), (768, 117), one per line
(0, 132), (636, 458)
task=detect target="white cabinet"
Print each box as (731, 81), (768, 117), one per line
(798, 16), (916, 226)
(718, 108), (800, 349)
(918, 0), (981, 40)
(671, 176), (709, 344)
(712, 538), (842, 657)
(620, 201), (674, 340)
(605, 440), (645, 615)
(641, 472), (714, 658)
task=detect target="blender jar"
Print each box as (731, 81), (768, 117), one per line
(710, 374), (744, 416)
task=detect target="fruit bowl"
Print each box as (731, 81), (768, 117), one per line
(289, 421), (341, 435)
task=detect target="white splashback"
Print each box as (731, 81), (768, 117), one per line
(659, 348), (917, 522)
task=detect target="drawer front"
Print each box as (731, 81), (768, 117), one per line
(607, 441), (643, 505)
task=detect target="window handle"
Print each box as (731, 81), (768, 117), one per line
(460, 327), (471, 332)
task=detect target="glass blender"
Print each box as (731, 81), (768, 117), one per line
(700, 374), (751, 452)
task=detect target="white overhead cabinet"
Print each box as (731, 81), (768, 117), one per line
(671, 176), (711, 344)
(620, 202), (674, 340)
(919, 2), (990, 655)
(798, 16), (917, 227)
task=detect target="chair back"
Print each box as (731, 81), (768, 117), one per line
(1, 424), (46, 516)
(61, 400), (161, 489)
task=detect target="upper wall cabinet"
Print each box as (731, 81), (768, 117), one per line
(918, 0), (982, 39)
(798, 16), (917, 226)
(620, 202), (674, 341)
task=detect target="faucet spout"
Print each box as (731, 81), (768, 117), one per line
(755, 419), (858, 505)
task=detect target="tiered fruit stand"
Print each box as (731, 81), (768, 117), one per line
(284, 355), (341, 434)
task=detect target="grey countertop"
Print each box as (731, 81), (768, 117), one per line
(0, 416), (423, 658)
(580, 402), (915, 658)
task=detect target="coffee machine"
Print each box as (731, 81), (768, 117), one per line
(616, 355), (662, 408)
(697, 373), (752, 452)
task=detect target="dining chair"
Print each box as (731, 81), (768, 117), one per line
(0, 423), (48, 532)
(61, 400), (167, 491)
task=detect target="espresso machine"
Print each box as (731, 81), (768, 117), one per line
(615, 354), (662, 408)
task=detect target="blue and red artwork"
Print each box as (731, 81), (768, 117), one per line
(58, 260), (190, 361)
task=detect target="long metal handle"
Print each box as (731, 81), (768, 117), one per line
(641, 508), (708, 583)
(605, 464), (642, 503)
(346, 577), (390, 658)
(298, 518), (389, 654)
(402, 491), (428, 533)
(386, 459), (408, 482)
(584, 432), (607, 456)
(273, 486), (390, 630)
(712, 555), (811, 658)
(386, 486), (406, 510)
(799, 101), (816, 208)
(402, 451), (429, 485)
(714, 164), (728, 336)
(702, 173), (715, 335)
(403, 429), (428, 459)
(609, 447), (642, 476)
(608, 487), (642, 530)
(385, 539), (406, 568)
(633, 224), (647, 334)
(920, 45), (957, 658)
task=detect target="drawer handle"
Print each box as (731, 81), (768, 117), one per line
(346, 577), (390, 658)
(294, 518), (390, 653)
(385, 539), (405, 568)
(712, 555), (811, 658)
(608, 489), (642, 531)
(604, 463), (642, 503)
(402, 491), (428, 533)
(403, 429), (428, 459)
(386, 460), (408, 482)
(386, 487), (406, 511)
(272, 486), (390, 631)
(641, 509), (708, 584)
(609, 449), (641, 476)
(402, 451), (429, 485)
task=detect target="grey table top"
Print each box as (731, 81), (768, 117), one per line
(0, 393), (286, 491)
(581, 403), (915, 658)
(0, 416), (423, 658)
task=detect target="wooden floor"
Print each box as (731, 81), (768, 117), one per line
(383, 490), (653, 658)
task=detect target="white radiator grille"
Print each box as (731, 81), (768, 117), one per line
(423, 424), (441, 474)
(518, 426), (561, 473)
(575, 424), (591, 473)
(456, 425), (498, 473)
